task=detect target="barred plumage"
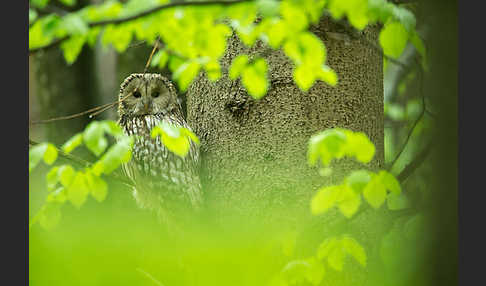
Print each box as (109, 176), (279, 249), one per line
(117, 73), (202, 222)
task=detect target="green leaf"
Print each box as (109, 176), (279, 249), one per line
(241, 58), (269, 99)
(101, 24), (134, 52)
(341, 236), (367, 267)
(345, 170), (372, 193)
(101, 120), (124, 138)
(363, 174), (387, 209)
(46, 187), (68, 203)
(205, 60), (222, 81)
(29, 9), (38, 24)
(317, 65), (338, 86)
(379, 170), (401, 195)
(303, 257), (325, 285)
(96, 136), (133, 174)
(404, 214), (426, 241)
(83, 121), (108, 157)
(151, 123), (197, 158)
(61, 133), (83, 154)
(85, 171), (108, 202)
(229, 55), (249, 80)
(337, 186), (361, 218)
(410, 31), (428, 70)
(311, 185), (340, 215)
(62, 14), (89, 35)
(379, 21), (409, 59)
(66, 172), (90, 208)
(31, 0), (49, 9)
(280, 0), (308, 32)
(327, 244), (345, 271)
(30, 143), (48, 172)
(173, 61), (201, 92)
(344, 130), (375, 163)
(317, 237), (339, 260)
(43, 143), (58, 165)
(58, 165), (75, 187)
(60, 35), (87, 64)
(257, 0), (280, 18)
(59, 0), (76, 6)
(151, 49), (170, 69)
(387, 192), (410, 210)
(261, 18), (288, 49)
(30, 143), (58, 172)
(294, 64), (316, 92)
(39, 203), (61, 230)
(391, 6), (416, 31)
(46, 167), (60, 191)
(307, 129), (346, 166)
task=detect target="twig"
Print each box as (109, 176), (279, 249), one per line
(396, 140), (433, 183)
(29, 0), (250, 55)
(136, 268), (165, 286)
(387, 64), (426, 170)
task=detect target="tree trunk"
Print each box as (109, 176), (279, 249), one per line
(32, 46), (98, 146)
(188, 16), (384, 222)
(186, 16), (390, 284)
(187, 17), (387, 285)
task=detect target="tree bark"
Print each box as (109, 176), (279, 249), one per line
(188, 16), (385, 225)
(186, 16), (391, 285)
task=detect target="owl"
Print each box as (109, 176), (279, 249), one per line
(117, 73), (202, 223)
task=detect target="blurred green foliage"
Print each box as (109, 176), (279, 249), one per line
(29, 0), (425, 98)
(29, 0), (435, 285)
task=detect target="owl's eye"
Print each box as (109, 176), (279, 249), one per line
(133, 91), (141, 98)
(152, 91), (160, 98)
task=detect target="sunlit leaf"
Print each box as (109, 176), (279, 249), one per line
(62, 14), (89, 35)
(151, 123), (198, 157)
(241, 58), (268, 99)
(345, 170), (372, 193)
(311, 185), (340, 215)
(379, 170), (401, 195)
(29, 143), (58, 172)
(97, 136), (133, 174)
(327, 245), (345, 271)
(317, 65), (338, 86)
(387, 192), (410, 210)
(61, 133), (83, 154)
(60, 35), (87, 64)
(67, 172), (90, 208)
(58, 165), (76, 187)
(337, 186), (361, 218)
(46, 187), (68, 203)
(85, 171), (108, 202)
(173, 61), (201, 92)
(341, 236), (367, 266)
(317, 237), (339, 260)
(379, 21), (409, 59)
(39, 203), (61, 230)
(46, 167), (60, 191)
(229, 55), (249, 80)
(59, 0), (76, 6)
(83, 121), (108, 157)
(362, 174), (387, 208)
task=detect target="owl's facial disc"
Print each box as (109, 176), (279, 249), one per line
(122, 76), (173, 117)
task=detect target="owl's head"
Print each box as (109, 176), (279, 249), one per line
(118, 73), (179, 117)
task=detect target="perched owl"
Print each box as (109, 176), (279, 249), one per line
(117, 73), (202, 224)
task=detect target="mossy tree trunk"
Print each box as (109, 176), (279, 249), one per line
(186, 16), (390, 285)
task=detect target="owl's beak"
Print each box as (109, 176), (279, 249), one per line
(142, 97), (152, 113)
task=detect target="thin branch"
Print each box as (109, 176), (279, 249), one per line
(387, 64), (426, 170)
(29, 0), (250, 55)
(396, 140), (433, 183)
